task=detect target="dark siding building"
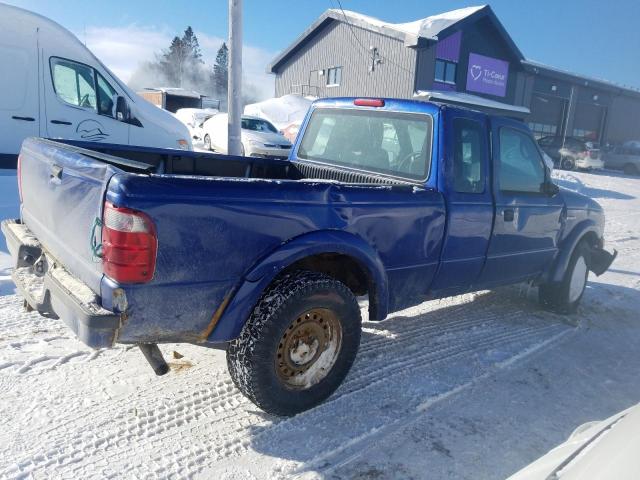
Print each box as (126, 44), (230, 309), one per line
(269, 6), (640, 146)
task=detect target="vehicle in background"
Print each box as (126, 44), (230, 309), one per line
(2, 97), (616, 416)
(508, 402), (640, 479)
(244, 94), (314, 143)
(603, 143), (640, 175)
(537, 136), (603, 171)
(202, 113), (292, 159)
(174, 108), (218, 143)
(137, 87), (220, 113)
(0, 3), (192, 168)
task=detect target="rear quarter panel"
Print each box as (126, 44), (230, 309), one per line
(103, 174), (445, 343)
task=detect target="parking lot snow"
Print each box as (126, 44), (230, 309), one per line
(0, 168), (639, 479)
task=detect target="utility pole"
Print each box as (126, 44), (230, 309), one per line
(227, 0), (243, 156)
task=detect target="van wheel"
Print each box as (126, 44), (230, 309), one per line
(226, 271), (361, 416)
(624, 163), (638, 175)
(203, 134), (211, 151)
(539, 240), (590, 314)
(561, 156), (575, 170)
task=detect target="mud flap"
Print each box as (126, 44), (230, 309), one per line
(588, 247), (617, 276)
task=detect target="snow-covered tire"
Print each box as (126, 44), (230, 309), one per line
(539, 240), (590, 314)
(226, 271), (361, 416)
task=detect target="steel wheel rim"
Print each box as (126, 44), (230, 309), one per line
(569, 256), (588, 303)
(275, 308), (343, 390)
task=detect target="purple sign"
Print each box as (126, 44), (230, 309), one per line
(465, 53), (509, 97)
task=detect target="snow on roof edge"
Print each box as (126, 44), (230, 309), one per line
(327, 5), (486, 40)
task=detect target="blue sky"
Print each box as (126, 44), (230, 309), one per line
(7, 0), (640, 93)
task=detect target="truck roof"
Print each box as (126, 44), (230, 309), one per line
(310, 96), (527, 121)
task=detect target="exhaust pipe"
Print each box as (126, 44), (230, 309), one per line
(138, 343), (170, 376)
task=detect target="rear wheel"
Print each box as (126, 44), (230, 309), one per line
(203, 134), (212, 151)
(624, 163), (638, 176)
(227, 271), (361, 416)
(539, 240), (590, 314)
(561, 156), (575, 170)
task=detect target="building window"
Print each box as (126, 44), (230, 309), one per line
(435, 59), (457, 85)
(573, 128), (597, 140)
(527, 122), (558, 140)
(326, 67), (342, 87)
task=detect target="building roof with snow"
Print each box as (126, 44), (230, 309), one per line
(268, 5), (523, 73)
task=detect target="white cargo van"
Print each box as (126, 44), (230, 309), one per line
(0, 3), (192, 168)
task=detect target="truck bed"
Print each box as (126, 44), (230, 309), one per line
(58, 139), (409, 185)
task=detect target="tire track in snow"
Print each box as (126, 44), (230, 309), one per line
(1, 290), (570, 480)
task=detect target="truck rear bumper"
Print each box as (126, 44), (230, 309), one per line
(1, 219), (122, 348)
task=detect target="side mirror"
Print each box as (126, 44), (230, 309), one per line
(115, 96), (129, 122)
(542, 179), (560, 196)
(542, 166), (559, 196)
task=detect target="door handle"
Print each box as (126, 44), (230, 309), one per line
(50, 120), (72, 125)
(12, 116), (35, 122)
(503, 209), (515, 222)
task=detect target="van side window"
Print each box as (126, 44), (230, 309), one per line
(96, 73), (116, 117)
(498, 128), (545, 193)
(453, 118), (484, 193)
(51, 58), (96, 109)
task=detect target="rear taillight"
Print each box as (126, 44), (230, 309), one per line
(102, 202), (157, 283)
(17, 154), (23, 202)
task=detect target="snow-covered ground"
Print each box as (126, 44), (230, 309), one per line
(0, 168), (639, 479)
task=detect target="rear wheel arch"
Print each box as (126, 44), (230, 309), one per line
(207, 231), (389, 343)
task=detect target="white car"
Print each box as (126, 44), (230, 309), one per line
(508, 402), (640, 479)
(202, 114), (292, 159)
(174, 108), (218, 143)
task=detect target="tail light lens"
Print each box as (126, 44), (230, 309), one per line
(354, 98), (385, 107)
(102, 202), (157, 283)
(17, 154), (23, 202)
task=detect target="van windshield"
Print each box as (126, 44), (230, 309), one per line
(298, 108), (432, 180)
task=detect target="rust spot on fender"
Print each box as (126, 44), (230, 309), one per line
(198, 292), (233, 342)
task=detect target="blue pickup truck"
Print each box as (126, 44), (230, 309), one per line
(2, 97), (616, 415)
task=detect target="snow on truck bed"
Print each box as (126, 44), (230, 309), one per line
(1, 168), (640, 479)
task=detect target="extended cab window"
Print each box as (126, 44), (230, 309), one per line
(499, 128), (546, 193)
(51, 58), (96, 109)
(453, 118), (484, 193)
(298, 108), (432, 180)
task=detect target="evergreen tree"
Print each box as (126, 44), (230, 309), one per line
(158, 27), (203, 87)
(213, 42), (229, 96)
(182, 26), (203, 64)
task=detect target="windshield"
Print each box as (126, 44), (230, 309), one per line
(242, 118), (278, 133)
(297, 108), (432, 180)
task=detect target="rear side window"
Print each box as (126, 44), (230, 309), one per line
(498, 128), (545, 193)
(298, 108), (433, 180)
(51, 58), (96, 109)
(452, 118), (484, 193)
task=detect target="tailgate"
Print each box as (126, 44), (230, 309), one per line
(19, 138), (120, 294)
